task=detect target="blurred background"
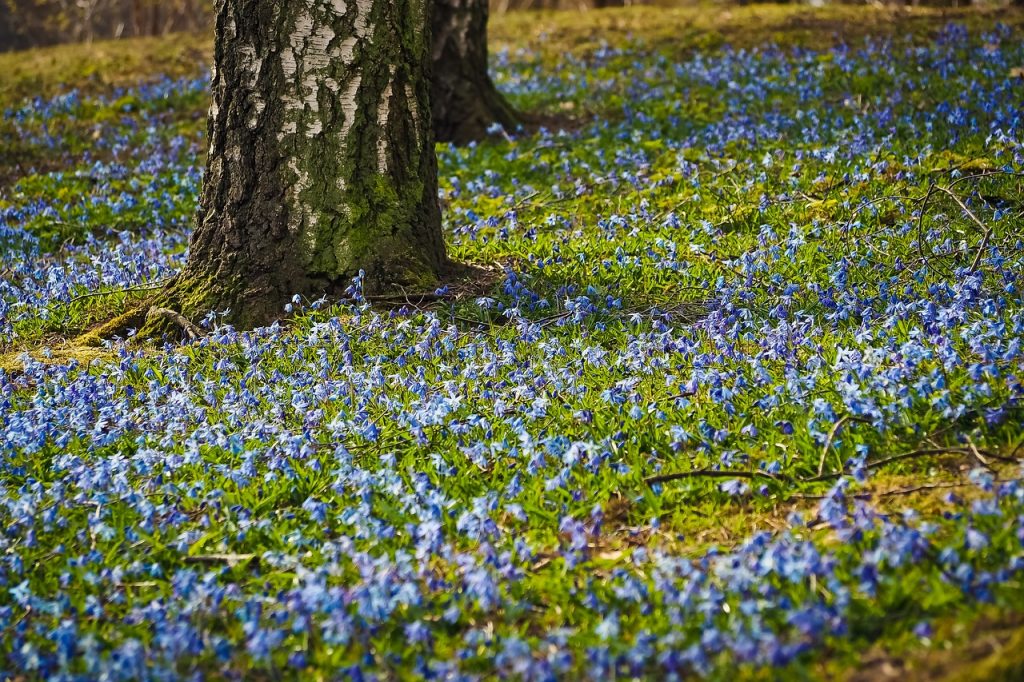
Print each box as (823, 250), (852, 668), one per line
(0, 0), (1019, 52)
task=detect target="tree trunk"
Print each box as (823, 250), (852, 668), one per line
(431, 0), (518, 145)
(164, 0), (446, 329)
(149, 1), (161, 36)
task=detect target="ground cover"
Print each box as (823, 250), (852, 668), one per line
(1, 6), (1023, 680)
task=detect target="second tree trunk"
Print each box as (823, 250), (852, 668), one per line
(432, 0), (518, 145)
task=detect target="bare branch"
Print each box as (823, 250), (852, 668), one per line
(817, 414), (872, 477)
(932, 185), (993, 273)
(644, 469), (786, 487)
(183, 553), (258, 566)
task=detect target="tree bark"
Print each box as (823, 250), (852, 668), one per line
(165, 0), (446, 329)
(431, 0), (518, 145)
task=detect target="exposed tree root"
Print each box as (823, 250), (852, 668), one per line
(68, 259), (504, 346)
(146, 307), (203, 341)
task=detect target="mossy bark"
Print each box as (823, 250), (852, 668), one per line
(167, 0), (446, 330)
(431, 0), (518, 145)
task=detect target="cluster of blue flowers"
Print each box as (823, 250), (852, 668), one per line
(1, 20), (1023, 680)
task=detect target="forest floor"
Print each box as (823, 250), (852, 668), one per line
(2, 5), (1024, 680)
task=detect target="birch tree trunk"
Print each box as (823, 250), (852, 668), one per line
(163, 0), (446, 329)
(432, 0), (518, 144)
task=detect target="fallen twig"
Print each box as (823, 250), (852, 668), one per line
(965, 436), (995, 472)
(916, 183), (937, 270)
(877, 482), (967, 498)
(932, 185), (993, 273)
(537, 311), (572, 328)
(806, 446), (978, 483)
(363, 291), (448, 304)
(183, 553), (257, 566)
(657, 390), (697, 404)
(510, 190), (541, 211)
(817, 414), (871, 477)
(451, 314), (491, 327)
(644, 469), (785, 487)
(789, 481), (967, 501)
(63, 279), (169, 307)
(1009, 435), (1024, 462)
